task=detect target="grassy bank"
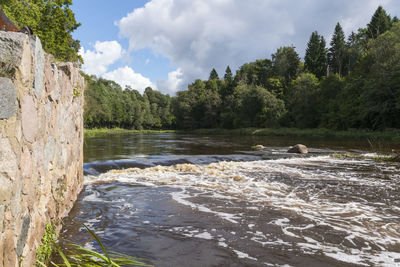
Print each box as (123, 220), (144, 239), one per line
(84, 128), (175, 138)
(84, 127), (400, 142)
(37, 223), (152, 267)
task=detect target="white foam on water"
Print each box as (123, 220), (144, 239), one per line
(82, 192), (103, 202)
(84, 155), (400, 266)
(250, 230), (291, 247)
(273, 218), (290, 226)
(218, 241), (228, 248)
(82, 186), (103, 202)
(264, 264), (294, 267)
(254, 238), (292, 247)
(233, 249), (257, 261)
(133, 154), (148, 158)
(169, 226), (216, 242)
(79, 217), (103, 234)
(171, 190), (239, 223)
(194, 232), (213, 240)
(362, 153), (380, 158)
(83, 241), (96, 251)
(323, 250), (369, 267)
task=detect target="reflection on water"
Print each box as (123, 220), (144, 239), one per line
(61, 133), (400, 267)
(84, 133), (399, 163)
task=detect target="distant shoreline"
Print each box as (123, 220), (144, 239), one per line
(84, 127), (400, 142)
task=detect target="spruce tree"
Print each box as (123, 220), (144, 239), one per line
(329, 23), (346, 77)
(367, 6), (392, 39)
(224, 66), (233, 83)
(221, 65), (234, 99)
(304, 31), (327, 78)
(209, 68), (219, 80)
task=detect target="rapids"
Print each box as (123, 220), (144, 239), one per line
(60, 133), (400, 267)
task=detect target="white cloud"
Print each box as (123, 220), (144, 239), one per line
(80, 41), (156, 93)
(103, 66), (156, 93)
(80, 41), (124, 76)
(117, 0), (399, 93)
(157, 68), (184, 95)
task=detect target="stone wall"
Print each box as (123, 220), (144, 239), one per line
(0, 31), (84, 266)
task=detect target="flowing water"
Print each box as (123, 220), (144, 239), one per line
(60, 133), (400, 266)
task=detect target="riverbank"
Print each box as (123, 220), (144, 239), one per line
(84, 128), (175, 137)
(84, 127), (400, 142)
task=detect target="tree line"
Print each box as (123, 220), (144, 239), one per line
(84, 6), (400, 131)
(83, 74), (174, 129)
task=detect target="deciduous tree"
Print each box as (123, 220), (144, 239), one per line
(1, 0), (81, 62)
(272, 46), (300, 83)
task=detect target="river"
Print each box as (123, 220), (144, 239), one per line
(59, 133), (400, 266)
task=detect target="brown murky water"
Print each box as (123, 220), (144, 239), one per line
(60, 133), (400, 266)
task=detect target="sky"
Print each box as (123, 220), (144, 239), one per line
(71, 0), (400, 95)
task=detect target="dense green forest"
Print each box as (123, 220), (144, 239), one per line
(83, 6), (400, 131)
(83, 74), (173, 129)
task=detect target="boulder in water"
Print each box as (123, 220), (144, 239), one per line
(287, 144), (308, 154)
(251, 145), (265, 150)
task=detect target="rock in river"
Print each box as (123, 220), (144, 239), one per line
(287, 144), (308, 154)
(251, 145), (265, 150)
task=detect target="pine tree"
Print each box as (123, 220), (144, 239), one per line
(304, 31), (327, 78)
(329, 23), (346, 77)
(367, 6), (392, 39)
(209, 68), (219, 80)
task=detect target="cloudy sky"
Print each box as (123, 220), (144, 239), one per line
(72, 0), (399, 95)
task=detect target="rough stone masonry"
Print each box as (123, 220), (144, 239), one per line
(0, 31), (84, 266)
